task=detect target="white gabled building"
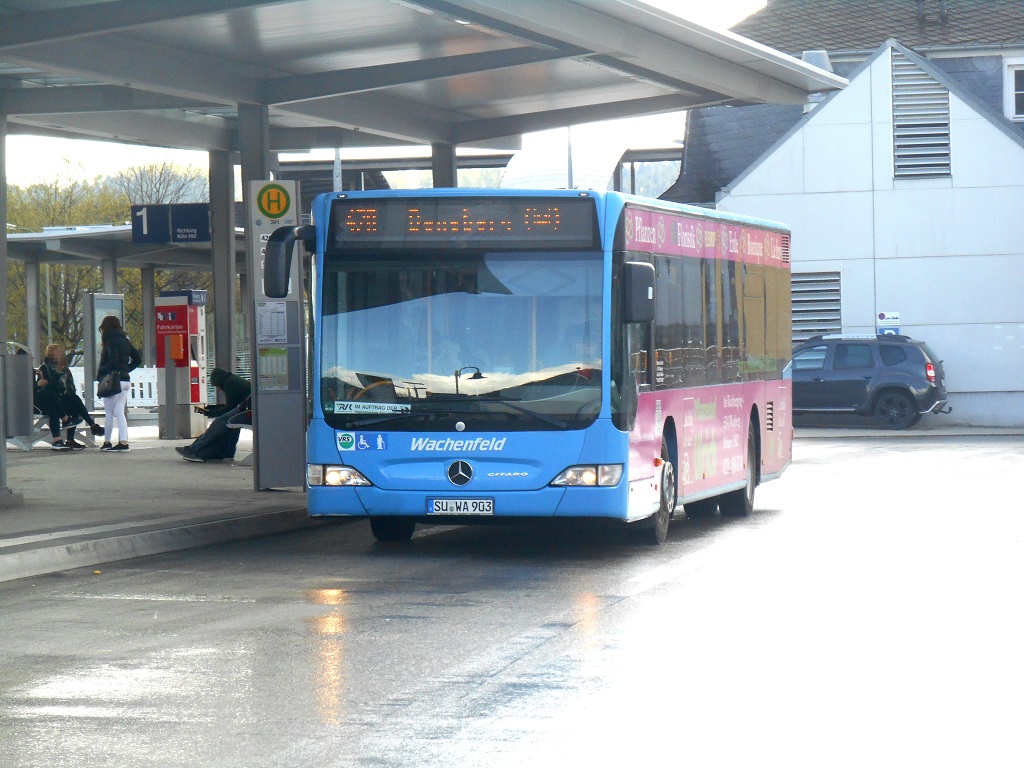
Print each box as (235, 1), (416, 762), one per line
(718, 41), (1024, 427)
(665, 0), (1024, 427)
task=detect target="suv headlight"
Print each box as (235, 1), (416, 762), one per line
(307, 464), (372, 487)
(550, 464), (622, 487)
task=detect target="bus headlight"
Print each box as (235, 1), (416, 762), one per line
(307, 464), (372, 487)
(550, 464), (623, 487)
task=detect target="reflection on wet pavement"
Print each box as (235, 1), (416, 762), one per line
(305, 588), (349, 725)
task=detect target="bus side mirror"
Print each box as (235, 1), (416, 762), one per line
(265, 225), (315, 298)
(623, 261), (655, 324)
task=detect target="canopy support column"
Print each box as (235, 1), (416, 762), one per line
(239, 103), (305, 491)
(25, 260), (40, 361)
(101, 258), (117, 294)
(209, 150), (236, 373)
(0, 112), (24, 507)
(431, 142), (457, 188)
(141, 267), (156, 367)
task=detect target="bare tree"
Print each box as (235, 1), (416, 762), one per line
(6, 171), (127, 362)
(12, 177), (90, 225)
(108, 161), (209, 204)
(6, 161), (213, 363)
(105, 163), (213, 362)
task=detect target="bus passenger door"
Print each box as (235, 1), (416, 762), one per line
(627, 322), (660, 519)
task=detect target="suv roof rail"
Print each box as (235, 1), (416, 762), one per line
(794, 331), (917, 344)
(801, 333), (913, 342)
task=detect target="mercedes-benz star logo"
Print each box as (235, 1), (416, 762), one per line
(447, 460), (473, 486)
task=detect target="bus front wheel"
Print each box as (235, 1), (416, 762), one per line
(633, 443), (675, 545)
(370, 516), (416, 542)
(719, 422), (758, 517)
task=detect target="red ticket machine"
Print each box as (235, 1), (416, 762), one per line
(155, 290), (208, 438)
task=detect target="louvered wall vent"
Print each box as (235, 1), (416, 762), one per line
(792, 271), (841, 343)
(892, 50), (950, 179)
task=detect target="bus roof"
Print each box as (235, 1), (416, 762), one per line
(618, 192), (789, 234)
(311, 188), (790, 234)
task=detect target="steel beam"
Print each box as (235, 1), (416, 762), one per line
(209, 150), (236, 373)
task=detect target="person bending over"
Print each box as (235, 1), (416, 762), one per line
(176, 368), (251, 463)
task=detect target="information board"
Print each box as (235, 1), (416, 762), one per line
(328, 196), (599, 250)
(131, 204), (211, 244)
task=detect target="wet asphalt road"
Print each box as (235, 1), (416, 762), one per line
(1, 435), (1022, 768)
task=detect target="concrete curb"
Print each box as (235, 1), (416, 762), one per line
(0, 507), (318, 584)
(796, 427), (1024, 439)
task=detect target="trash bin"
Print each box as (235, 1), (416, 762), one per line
(2, 341), (35, 438)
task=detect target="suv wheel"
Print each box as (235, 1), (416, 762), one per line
(874, 391), (916, 430)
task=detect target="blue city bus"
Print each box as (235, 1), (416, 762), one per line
(265, 189), (792, 544)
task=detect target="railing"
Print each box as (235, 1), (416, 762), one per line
(70, 367), (160, 408)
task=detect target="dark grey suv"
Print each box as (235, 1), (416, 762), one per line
(791, 334), (950, 429)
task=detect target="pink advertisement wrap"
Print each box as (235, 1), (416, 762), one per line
(630, 381), (792, 512)
(624, 208), (788, 268)
(623, 206), (792, 514)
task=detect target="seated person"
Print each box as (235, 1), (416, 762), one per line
(35, 344), (104, 450)
(176, 368), (251, 462)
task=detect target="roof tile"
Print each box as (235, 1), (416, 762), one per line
(732, 0), (1024, 54)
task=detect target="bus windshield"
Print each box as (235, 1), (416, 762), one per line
(320, 250), (603, 431)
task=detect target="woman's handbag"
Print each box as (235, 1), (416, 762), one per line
(96, 371), (121, 398)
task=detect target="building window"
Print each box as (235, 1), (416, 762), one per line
(1004, 58), (1024, 121)
(891, 50), (951, 178)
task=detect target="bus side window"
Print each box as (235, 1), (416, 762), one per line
(704, 258), (721, 385)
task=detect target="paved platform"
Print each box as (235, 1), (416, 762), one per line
(3, 421), (1020, 584)
(1, 426), (314, 584)
(794, 423), (1024, 438)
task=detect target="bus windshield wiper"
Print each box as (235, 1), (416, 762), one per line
(346, 413), (413, 428)
(471, 398), (569, 429)
(347, 408), (458, 427)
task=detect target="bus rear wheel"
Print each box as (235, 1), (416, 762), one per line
(370, 516), (416, 542)
(720, 422), (758, 518)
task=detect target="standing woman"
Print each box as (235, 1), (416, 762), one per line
(96, 315), (142, 451)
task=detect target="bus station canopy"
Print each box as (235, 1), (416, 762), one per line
(0, 1), (848, 497)
(6, 225), (246, 271)
(0, 0), (846, 153)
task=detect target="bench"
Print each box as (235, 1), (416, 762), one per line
(226, 409), (254, 466)
(6, 409), (100, 450)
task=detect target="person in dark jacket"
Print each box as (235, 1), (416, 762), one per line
(176, 368), (252, 462)
(96, 315), (142, 452)
(35, 344), (105, 450)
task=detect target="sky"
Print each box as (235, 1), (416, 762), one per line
(3, 0), (767, 187)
